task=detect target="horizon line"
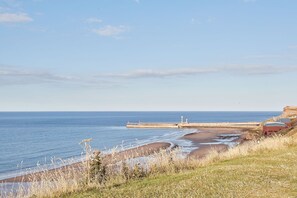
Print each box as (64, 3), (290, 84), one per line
(0, 110), (282, 113)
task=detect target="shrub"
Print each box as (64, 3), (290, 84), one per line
(89, 150), (107, 184)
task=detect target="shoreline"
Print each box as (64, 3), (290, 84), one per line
(182, 128), (246, 159)
(0, 142), (171, 183)
(0, 127), (247, 184)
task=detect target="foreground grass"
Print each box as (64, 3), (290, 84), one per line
(64, 142), (297, 198)
(6, 134), (294, 197)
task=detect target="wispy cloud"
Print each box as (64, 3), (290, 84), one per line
(0, 66), (115, 87)
(0, 6), (9, 12)
(0, 66), (78, 85)
(288, 45), (297, 50)
(96, 65), (297, 79)
(93, 25), (129, 37)
(0, 12), (33, 23)
(244, 54), (297, 60)
(86, 17), (102, 24)
(1, 64), (296, 87)
(97, 68), (218, 79)
(1, 0), (22, 8)
(190, 16), (215, 26)
(221, 65), (297, 75)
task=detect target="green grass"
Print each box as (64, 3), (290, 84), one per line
(62, 144), (297, 198)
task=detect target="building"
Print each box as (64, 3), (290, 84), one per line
(263, 122), (287, 136)
(276, 118), (292, 127)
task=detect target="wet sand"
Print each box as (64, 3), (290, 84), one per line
(103, 142), (171, 164)
(188, 144), (228, 159)
(183, 128), (245, 159)
(0, 142), (171, 183)
(183, 128), (243, 142)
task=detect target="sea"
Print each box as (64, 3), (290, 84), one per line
(0, 111), (280, 181)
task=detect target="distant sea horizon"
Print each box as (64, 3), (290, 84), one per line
(0, 110), (283, 112)
(0, 111), (280, 180)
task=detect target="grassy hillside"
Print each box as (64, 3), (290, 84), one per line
(12, 127), (295, 198)
(63, 138), (297, 198)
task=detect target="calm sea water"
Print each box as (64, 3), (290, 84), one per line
(0, 111), (280, 180)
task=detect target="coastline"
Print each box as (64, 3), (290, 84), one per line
(182, 128), (246, 159)
(0, 111), (276, 188)
(0, 128), (247, 184)
(0, 142), (171, 183)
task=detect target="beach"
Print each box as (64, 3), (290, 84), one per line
(182, 128), (246, 159)
(0, 127), (247, 183)
(0, 142), (171, 183)
(103, 142), (172, 164)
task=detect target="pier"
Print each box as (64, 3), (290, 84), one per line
(126, 116), (261, 129)
(127, 122), (179, 128)
(126, 122), (260, 129)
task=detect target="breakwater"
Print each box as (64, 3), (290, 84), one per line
(126, 122), (260, 129)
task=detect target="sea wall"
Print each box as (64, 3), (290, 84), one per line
(126, 122), (260, 129)
(127, 123), (178, 128)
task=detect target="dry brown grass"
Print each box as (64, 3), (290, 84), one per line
(1, 161), (86, 198)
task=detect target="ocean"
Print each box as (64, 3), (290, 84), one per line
(0, 111), (280, 180)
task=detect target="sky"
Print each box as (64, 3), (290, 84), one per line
(0, 0), (297, 111)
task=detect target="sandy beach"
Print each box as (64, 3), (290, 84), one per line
(182, 128), (245, 159)
(103, 142), (171, 164)
(0, 142), (171, 183)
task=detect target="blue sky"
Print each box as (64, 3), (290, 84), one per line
(0, 0), (297, 111)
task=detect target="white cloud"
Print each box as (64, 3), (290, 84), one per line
(86, 17), (102, 24)
(93, 25), (129, 37)
(0, 12), (33, 23)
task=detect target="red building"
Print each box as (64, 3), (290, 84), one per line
(263, 122), (287, 136)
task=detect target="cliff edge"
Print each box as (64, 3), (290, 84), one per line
(282, 106), (297, 117)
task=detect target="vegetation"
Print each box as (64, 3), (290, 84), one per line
(65, 142), (297, 198)
(3, 128), (297, 198)
(63, 133), (297, 198)
(88, 150), (106, 184)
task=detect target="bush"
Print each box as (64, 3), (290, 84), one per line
(89, 150), (107, 184)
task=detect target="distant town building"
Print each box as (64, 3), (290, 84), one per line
(263, 122), (287, 136)
(276, 118), (292, 127)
